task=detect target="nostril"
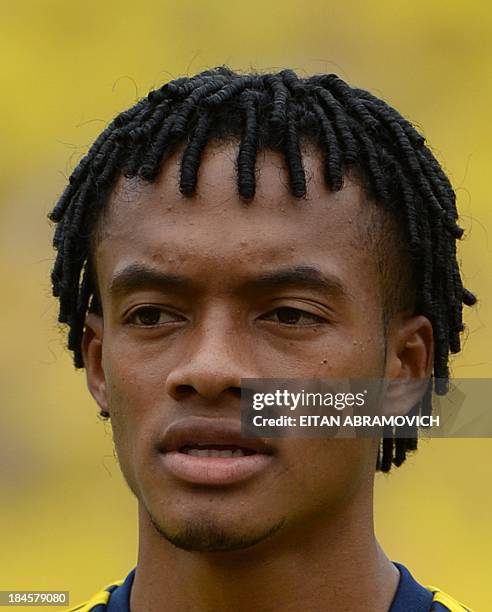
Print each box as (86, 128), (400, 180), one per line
(173, 384), (196, 399)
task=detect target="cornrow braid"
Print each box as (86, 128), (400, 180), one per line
(48, 66), (476, 472)
(237, 91), (261, 200)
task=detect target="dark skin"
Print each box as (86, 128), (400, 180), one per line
(82, 140), (433, 612)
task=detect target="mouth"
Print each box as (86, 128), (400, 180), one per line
(179, 444), (257, 457)
(158, 418), (273, 486)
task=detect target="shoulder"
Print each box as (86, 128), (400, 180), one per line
(67, 567), (135, 611)
(66, 577), (126, 612)
(391, 562), (473, 612)
(427, 585), (474, 612)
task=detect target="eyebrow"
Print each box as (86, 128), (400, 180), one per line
(108, 263), (351, 302)
(244, 266), (352, 301)
(109, 263), (192, 299)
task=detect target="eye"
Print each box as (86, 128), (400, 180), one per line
(126, 306), (183, 327)
(261, 306), (326, 326)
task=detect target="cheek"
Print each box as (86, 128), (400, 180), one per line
(252, 315), (386, 379)
(277, 438), (375, 514)
(308, 328), (385, 379)
(103, 335), (165, 415)
(102, 348), (165, 487)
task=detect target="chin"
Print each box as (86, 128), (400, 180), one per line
(147, 509), (287, 553)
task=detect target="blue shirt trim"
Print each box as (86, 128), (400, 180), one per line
(389, 562), (434, 611)
(106, 569), (135, 612)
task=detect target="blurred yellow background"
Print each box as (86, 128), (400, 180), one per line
(1, 1), (491, 609)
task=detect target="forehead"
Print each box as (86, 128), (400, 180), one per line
(94, 140), (378, 294)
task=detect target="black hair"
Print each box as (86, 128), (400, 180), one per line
(47, 65), (476, 472)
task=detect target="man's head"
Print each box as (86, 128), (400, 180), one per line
(48, 67), (475, 551)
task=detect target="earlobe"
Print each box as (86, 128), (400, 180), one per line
(383, 314), (434, 415)
(81, 313), (109, 414)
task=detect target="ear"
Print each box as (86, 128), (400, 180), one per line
(81, 312), (108, 414)
(382, 314), (434, 415)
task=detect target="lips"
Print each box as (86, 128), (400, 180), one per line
(158, 417), (273, 486)
(159, 417), (272, 455)
(180, 446), (256, 457)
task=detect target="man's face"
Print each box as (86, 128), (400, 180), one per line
(84, 141), (390, 552)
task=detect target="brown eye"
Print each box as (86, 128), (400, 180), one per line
(133, 307), (162, 326)
(277, 307), (303, 324)
(127, 306), (182, 327)
(265, 307), (325, 325)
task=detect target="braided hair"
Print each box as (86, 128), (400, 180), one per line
(47, 65), (476, 472)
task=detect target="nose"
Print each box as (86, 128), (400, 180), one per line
(164, 311), (255, 402)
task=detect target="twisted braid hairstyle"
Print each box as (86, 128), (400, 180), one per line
(48, 66), (476, 472)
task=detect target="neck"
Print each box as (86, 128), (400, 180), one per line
(130, 485), (398, 612)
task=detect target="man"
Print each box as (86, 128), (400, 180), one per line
(49, 67), (475, 611)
